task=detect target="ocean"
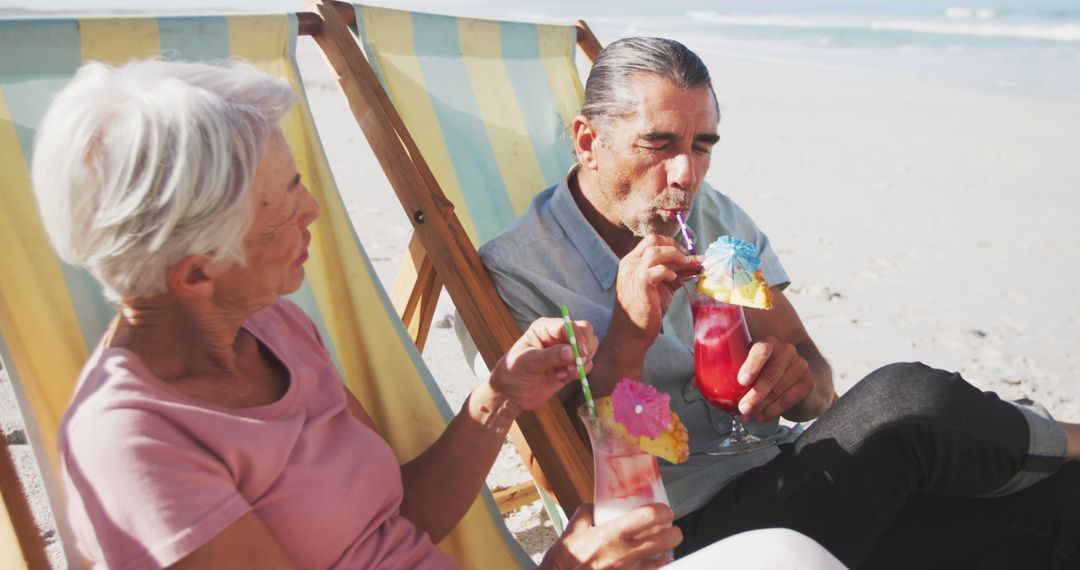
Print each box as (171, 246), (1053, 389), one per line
(503, 0), (1080, 100)
(5, 0), (1080, 99)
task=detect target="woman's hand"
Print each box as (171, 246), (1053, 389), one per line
(540, 504), (682, 570)
(399, 318), (595, 541)
(489, 317), (598, 411)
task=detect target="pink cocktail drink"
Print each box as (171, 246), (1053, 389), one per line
(579, 408), (669, 525)
(692, 299), (752, 413)
(592, 438), (669, 524)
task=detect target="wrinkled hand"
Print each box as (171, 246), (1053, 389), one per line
(490, 317), (598, 411)
(737, 336), (815, 421)
(611, 234), (702, 347)
(540, 504), (681, 570)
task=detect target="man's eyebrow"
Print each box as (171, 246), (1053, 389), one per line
(638, 132), (720, 145)
(639, 132), (677, 143)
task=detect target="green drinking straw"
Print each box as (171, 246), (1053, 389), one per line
(560, 305), (596, 417)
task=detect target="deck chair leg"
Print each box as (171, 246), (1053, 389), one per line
(0, 436), (49, 569)
(390, 234), (442, 352)
(505, 425), (567, 534)
(491, 480), (539, 515)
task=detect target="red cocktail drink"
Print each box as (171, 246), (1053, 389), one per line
(692, 300), (751, 412)
(690, 294), (773, 453)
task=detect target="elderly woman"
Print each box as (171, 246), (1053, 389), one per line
(31, 60), (681, 569)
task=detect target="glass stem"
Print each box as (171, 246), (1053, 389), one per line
(730, 415), (751, 444)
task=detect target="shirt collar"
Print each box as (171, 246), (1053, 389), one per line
(550, 167), (620, 290)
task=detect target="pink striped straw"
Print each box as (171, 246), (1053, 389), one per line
(675, 212), (696, 255)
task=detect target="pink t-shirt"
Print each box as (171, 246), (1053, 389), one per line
(59, 299), (455, 570)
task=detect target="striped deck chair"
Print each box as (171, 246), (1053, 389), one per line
(0, 13), (530, 569)
(310, 0), (603, 516)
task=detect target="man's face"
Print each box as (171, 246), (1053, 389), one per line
(588, 74), (719, 238)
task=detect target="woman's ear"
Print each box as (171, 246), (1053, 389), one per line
(573, 115), (599, 171)
(166, 254), (215, 300)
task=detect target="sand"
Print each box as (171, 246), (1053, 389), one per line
(3, 32), (1078, 567)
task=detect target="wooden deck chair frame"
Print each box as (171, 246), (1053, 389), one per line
(1, 10), (536, 568)
(309, 0), (603, 514)
(1, 436), (48, 569)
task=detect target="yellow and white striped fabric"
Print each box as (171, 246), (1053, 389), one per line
(352, 3), (586, 246)
(0, 14), (529, 569)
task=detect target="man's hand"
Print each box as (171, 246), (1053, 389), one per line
(584, 234), (702, 399)
(610, 234), (702, 348)
(738, 289), (835, 422)
(736, 336), (815, 421)
(490, 317), (598, 411)
(539, 504), (682, 570)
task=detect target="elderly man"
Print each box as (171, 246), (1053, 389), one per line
(473, 37), (1080, 567)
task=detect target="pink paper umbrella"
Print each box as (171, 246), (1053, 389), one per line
(612, 379), (672, 439)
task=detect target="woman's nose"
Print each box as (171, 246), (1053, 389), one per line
(299, 184), (320, 226)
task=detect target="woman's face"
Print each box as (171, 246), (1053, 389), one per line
(214, 129), (320, 309)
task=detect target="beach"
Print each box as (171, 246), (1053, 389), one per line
(3, 8), (1080, 566)
(297, 33), (1080, 558)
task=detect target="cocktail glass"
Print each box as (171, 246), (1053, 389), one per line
(577, 406), (670, 526)
(690, 293), (774, 454)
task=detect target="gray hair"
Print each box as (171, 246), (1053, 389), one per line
(580, 37), (715, 125)
(32, 59), (295, 301)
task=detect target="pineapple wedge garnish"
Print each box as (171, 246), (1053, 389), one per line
(596, 397), (689, 464)
(697, 269), (773, 310)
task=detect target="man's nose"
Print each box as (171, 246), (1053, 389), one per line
(666, 152), (694, 189)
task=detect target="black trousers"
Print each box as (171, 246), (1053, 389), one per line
(674, 362), (1080, 569)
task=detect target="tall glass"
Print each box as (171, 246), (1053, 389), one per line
(578, 406), (669, 526)
(691, 293), (774, 454)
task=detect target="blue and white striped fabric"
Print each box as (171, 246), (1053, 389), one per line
(352, 4), (585, 245)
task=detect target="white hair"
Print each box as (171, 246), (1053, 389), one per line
(31, 59), (295, 301)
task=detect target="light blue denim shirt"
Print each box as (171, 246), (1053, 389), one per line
(473, 173), (796, 517)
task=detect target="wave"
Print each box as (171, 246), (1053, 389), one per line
(686, 11), (1080, 43)
(944, 7), (1003, 20)
(869, 20), (1080, 42)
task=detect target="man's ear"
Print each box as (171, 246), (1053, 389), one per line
(166, 254), (216, 300)
(573, 115), (599, 171)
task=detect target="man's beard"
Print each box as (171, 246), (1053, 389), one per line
(625, 194), (691, 238)
(627, 215), (682, 239)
